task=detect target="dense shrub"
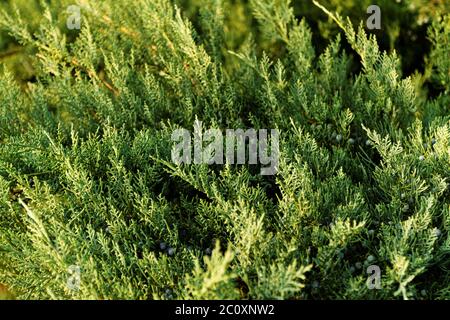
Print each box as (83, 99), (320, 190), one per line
(0, 0), (449, 299)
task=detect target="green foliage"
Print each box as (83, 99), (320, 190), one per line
(0, 0), (449, 300)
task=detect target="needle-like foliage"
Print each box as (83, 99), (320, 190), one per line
(0, 0), (449, 300)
